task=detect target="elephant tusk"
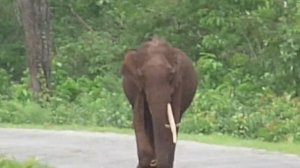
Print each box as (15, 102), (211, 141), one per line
(149, 159), (158, 167)
(164, 123), (180, 128)
(167, 103), (177, 144)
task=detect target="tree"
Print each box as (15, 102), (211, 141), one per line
(17, 0), (52, 99)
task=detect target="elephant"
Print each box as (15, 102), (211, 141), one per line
(121, 37), (198, 168)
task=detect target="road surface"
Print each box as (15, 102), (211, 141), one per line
(0, 128), (299, 168)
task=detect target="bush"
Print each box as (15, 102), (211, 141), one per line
(0, 156), (50, 168)
(180, 53), (300, 142)
(0, 68), (11, 97)
(0, 100), (51, 124)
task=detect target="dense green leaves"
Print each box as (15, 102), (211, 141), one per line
(0, 0), (300, 142)
(0, 0), (25, 80)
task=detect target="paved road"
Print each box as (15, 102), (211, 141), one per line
(0, 128), (299, 168)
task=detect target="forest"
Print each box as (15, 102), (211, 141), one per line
(0, 0), (300, 143)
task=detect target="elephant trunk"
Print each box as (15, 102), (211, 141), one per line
(147, 100), (177, 167)
(167, 103), (177, 144)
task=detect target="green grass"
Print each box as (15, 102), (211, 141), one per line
(0, 156), (50, 168)
(1, 123), (299, 156)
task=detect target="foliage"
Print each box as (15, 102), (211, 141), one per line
(0, 0), (25, 80)
(0, 68), (11, 97)
(182, 56), (300, 142)
(0, 156), (50, 168)
(56, 31), (123, 77)
(0, 0), (300, 143)
(0, 76), (131, 128)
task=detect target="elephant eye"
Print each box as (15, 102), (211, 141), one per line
(168, 71), (175, 84)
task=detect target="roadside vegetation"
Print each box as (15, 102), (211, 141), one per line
(0, 0), (300, 147)
(0, 156), (50, 168)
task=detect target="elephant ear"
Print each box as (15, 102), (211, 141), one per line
(121, 49), (143, 90)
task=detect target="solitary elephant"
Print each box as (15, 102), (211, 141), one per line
(121, 37), (198, 168)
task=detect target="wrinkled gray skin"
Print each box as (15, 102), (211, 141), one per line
(121, 37), (198, 168)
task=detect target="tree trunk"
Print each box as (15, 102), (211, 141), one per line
(17, 0), (52, 99)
